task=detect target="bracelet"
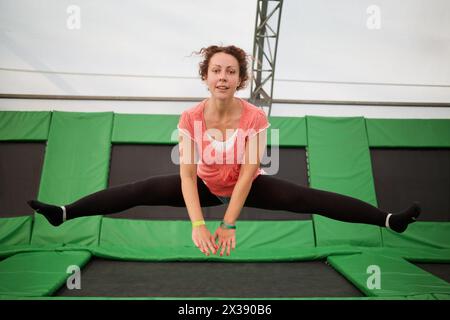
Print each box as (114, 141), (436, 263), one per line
(220, 221), (236, 230)
(192, 220), (205, 228)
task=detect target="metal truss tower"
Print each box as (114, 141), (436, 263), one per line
(250, 0), (283, 117)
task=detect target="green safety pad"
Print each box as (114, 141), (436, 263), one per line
(306, 116), (382, 247)
(112, 113), (179, 144)
(0, 244), (97, 260)
(31, 214), (102, 246)
(366, 119), (450, 147)
(0, 111), (51, 141)
(95, 218), (317, 261)
(31, 111), (114, 246)
(390, 248), (450, 263)
(433, 294), (450, 300)
(111, 114), (307, 147)
(0, 245), (38, 259)
(0, 216), (32, 246)
(382, 222), (450, 250)
(267, 116), (307, 147)
(0, 251), (91, 297)
(327, 252), (450, 297)
(354, 246), (450, 263)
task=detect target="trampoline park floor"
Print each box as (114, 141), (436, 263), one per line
(55, 258), (364, 298)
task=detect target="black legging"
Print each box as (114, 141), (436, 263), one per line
(65, 174), (387, 227)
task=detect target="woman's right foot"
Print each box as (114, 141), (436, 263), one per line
(27, 200), (64, 226)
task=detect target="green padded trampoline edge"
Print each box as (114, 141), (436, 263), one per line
(1, 244), (449, 262)
(306, 116), (382, 247)
(327, 252), (450, 298)
(1, 111), (449, 147)
(0, 216), (33, 246)
(366, 118), (450, 147)
(0, 111), (52, 141)
(0, 250), (92, 297)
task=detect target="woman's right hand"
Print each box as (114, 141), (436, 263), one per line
(192, 225), (218, 256)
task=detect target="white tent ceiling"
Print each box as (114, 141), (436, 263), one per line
(0, 0), (449, 103)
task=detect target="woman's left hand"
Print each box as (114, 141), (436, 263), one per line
(214, 227), (236, 256)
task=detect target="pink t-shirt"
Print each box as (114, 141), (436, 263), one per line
(177, 98), (270, 197)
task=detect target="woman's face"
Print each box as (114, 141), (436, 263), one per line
(205, 52), (241, 100)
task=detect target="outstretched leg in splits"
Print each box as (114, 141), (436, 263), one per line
(28, 174), (221, 226)
(244, 175), (421, 233)
(28, 174), (420, 233)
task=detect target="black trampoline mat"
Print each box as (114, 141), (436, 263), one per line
(415, 263), (450, 283)
(0, 142), (46, 218)
(108, 144), (311, 220)
(56, 258), (363, 298)
(370, 148), (450, 221)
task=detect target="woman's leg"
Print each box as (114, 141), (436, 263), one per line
(28, 174), (222, 226)
(244, 175), (421, 233)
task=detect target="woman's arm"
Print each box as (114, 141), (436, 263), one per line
(179, 134), (217, 255)
(215, 129), (267, 256)
(179, 134), (202, 221)
(223, 128), (267, 225)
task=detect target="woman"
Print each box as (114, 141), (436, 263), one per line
(28, 45), (421, 257)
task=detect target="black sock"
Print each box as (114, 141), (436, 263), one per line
(388, 201), (421, 233)
(27, 200), (65, 227)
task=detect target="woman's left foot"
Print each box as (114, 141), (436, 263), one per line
(389, 201), (421, 233)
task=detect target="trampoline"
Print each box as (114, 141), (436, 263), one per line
(55, 259), (363, 298)
(0, 112), (449, 300)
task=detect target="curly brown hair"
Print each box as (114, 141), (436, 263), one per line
(196, 45), (250, 91)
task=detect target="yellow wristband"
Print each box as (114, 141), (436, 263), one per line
(192, 220), (206, 228)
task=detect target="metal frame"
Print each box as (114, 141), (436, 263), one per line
(249, 0), (283, 117)
(2, 94), (450, 108)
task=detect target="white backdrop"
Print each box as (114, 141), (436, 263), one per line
(0, 0), (254, 97)
(276, 0), (450, 102)
(0, 0), (449, 116)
